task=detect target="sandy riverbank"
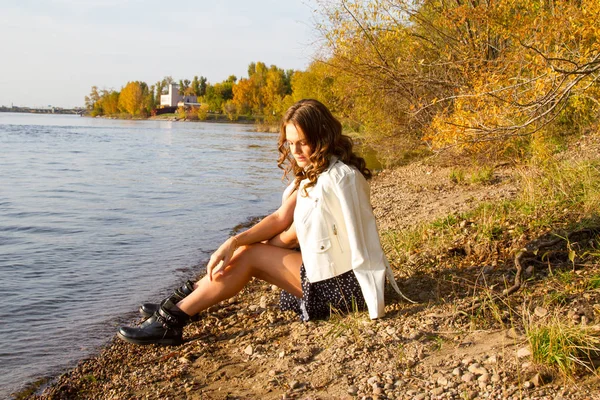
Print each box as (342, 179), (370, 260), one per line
(22, 149), (600, 399)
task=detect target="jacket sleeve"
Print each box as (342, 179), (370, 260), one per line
(332, 169), (386, 319)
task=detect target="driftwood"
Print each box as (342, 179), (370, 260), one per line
(457, 226), (600, 315)
(503, 227), (600, 295)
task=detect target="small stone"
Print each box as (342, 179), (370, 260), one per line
(505, 327), (524, 340)
(431, 387), (445, 395)
(269, 370), (278, 377)
(414, 394), (426, 400)
(373, 386), (383, 395)
(271, 284), (278, 291)
(477, 373), (490, 383)
(289, 380), (301, 390)
(534, 306), (548, 318)
(466, 391), (478, 400)
(259, 296), (268, 309)
(517, 347), (531, 358)
(367, 376), (379, 386)
(452, 368), (462, 376)
(279, 350), (285, 358)
(523, 380), (534, 389)
(462, 373), (475, 382)
(491, 374), (501, 383)
(244, 345), (253, 355)
(348, 386), (358, 395)
(484, 355), (497, 364)
(461, 357), (474, 365)
(384, 383), (394, 390)
(531, 373), (546, 387)
(468, 363), (488, 375)
(248, 304), (259, 312)
(179, 357), (191, 364)
(228, 297), (236, 304)
(437, 376), (448, 386)
(525, 265), (534, 276)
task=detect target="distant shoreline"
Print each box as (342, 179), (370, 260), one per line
(0, 107), (83, 115)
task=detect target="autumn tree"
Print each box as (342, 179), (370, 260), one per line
(312, 0), (600, 160)
(118, 81), (148, 117)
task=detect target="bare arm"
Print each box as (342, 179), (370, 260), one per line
(207, 191), (297, 280)
(266, 221), (298, 249)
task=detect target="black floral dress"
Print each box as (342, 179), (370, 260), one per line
(279, 264), (366, 321)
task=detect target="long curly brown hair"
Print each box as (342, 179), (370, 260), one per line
(277, 99), (371, 194)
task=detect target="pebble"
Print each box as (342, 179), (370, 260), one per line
(534, 306), (548, 317)
(452, 368), (462, 376)
(367, 376), (379, 386)
(289, 380), (301, 390)
(484, 355), (497, 364)
(244, 345), (253, 355)
(491, 374), (501, 383)
(431, 387), (444, 395)
(348, 386), (358, 395)
(523, 381), (534, 389)
(437, 376), (448, 386)
(414, 394), (426, 400)
(461, 373), (475, 382)
(516, 347), (531, 358)
(477, 373), (490, 383)
(259, 296), (267, 309)
(468, 363), (488, 375)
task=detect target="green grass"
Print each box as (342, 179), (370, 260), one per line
(470, 166), (495, 185)
(526, 315), (600, 376)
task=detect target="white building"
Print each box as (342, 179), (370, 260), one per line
(160, 83), (199, 107)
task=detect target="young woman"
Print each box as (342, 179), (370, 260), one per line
(117, 99), (404, 346)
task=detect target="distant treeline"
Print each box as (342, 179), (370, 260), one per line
(86, 0), (600, 164)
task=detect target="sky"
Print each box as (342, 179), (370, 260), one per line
(0, 0), (320, 108)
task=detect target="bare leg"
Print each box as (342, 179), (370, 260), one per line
(176, 243), (302, 316)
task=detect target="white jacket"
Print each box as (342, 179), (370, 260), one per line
(294, 157), (403, 319)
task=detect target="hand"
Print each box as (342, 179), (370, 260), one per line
(206, 237), (238, 281)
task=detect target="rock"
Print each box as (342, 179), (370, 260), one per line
(534, 306), (548, 318)
(431, 387), (445, 395)
(373, 386), (383, 395)
(279, 350), (285, 358)
(467, 363), (488, 375)
(477, 373), (490, 383)
(289, 380), (301, 390)
(491, 374), (501, 383)
(437, 376), (448, 386)
(523, 380), (534, 389)
(414, 394), (426, 400)
(461, 373), (475, 382)
(259, 296), (268, 309)
(505, 327), (524, 340)
(244, 345), (253, 355)
(484, 355), (497, 364)
(367, 376), (379, 386)
(466, 391), (478, 400)
(461, 357), (474, 365)
(517, 347), (531, 358)
(452, 368), (462, 376)
(531, 373), (547, 387)
(348, 386), (358, 395)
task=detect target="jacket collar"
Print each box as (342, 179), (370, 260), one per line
(323, 156), (339, 173)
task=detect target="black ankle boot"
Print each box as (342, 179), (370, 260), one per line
(139, 280), (195, 318)
(118, 299), (191, 345)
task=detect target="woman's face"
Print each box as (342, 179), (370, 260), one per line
(285, 123), (313, 168)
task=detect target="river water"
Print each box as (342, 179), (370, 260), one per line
(0, 113), (284, 397)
